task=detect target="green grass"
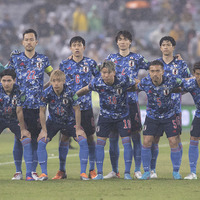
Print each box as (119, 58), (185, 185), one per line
(0, 130), (200, 200)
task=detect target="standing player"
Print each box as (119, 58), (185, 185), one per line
(7, 29), (53, 180)
(104, 30), (149, 179)
(138, 60), (183, 180)
(54, 36), (99, 179)
(149, 36), (192, 178)
(183, 62), (200, 180)
(37, 70), (89, 180)
(75, 60), (135, 180)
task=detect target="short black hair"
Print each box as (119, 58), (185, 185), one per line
(159, 36), (176, 46)
(149, 60), (164, 69)
(69, 36), (85, 46)
(193, 62), (200, 73)
(0, 69), (16, 80)
(23, 29), (38, 40)
(115, 30), (132, 43)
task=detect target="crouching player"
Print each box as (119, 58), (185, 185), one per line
(37, 70), (89, 181)
(75, 60), (135, 180)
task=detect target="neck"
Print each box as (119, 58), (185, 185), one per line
(73, 55), (83, 63)
(162, 54), (174, 64)
(119, 49), (130, 57)
(25, 50), (35, 59)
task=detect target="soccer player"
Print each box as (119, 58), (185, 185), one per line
(138, 60), (184, 180)
(7, 29), (53, 180)
(75, 60), (135, 180)
(37, 70), (89, 180)
(183, 62), (200, 180)
(150, 36), (192, 178)
(54, 36), (99, 179)
(0, 69), (33, 181)
(104, 30), (149, 179)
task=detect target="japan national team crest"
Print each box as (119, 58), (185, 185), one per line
(129, 60), (134, 67)
(172, 68), (178, 75)
(83, 66), (89, 73)
(163, 88), (170, 96)
(36, 58), (42, 69)
(116, 88), (123, 95)
(12, 95), (17, 105)
(63, 98), (68, 104)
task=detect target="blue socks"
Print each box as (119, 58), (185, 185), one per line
(59, 141), (69, 172)
(141, 145), (152, 172)
(151, 143), (159, 171)
(189, 140), (199, 174)
(96, 138), (106, 174)
(13, 137), (23, 172)
(132, 133), (141, 172)
(122, 137), (132, 174)
(109, 136), (119, 173)
(171, 146), (182, 172)
(88, 140), (96, 171)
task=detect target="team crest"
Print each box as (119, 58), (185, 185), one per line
(83, 66), (89, 73)
(96, 126), (100, 132)
(63, 98), (68, 104)
(116, 88), (122, 95)
(143, 125), (147, 131)
(172, 68), (178, 75)
(36, 58), (42, 68)
(12, 95), (17, 105)
(129, 60), (134, 67)
(163, 88), (170, 96)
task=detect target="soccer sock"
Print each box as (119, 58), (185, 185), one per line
(141, 145), (152, 172)
(21, 137), (32, 176)
(171, 146), (182, 172)
(122, 137), (132, 174)
(88, 140), (96, 171)
(59, 141), (69, 172)
(37, 138), (49, 175)
(189, 140), (199, 174)
(13, 137), (23, 172)
(150, 143), (159, 171)
(96, 138), (106, 174)
(132, 133), (141, 172)
(77, 136), (89, 174)
(31, 139), (38, 172)
(109, 136), (119, 173)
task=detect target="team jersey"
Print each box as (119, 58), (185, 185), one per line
(7, 51), (53, 109)
(0, 83), (24, 123)
(183, 78), (200, 118)
(59, 57), (99, 111)
(157, 57), (192, 114)
(106, 52), (149, 103)
(89, 74), (135, 120)
(138, 75), (183, 120)
(40, 84), (78, 125)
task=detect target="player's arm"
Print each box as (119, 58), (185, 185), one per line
(16, 106), (31, 139)
(127, 78), (140, 92)
(44, 66), (54, 89)
(74, 85), (90, 100)
(38, 106), (48, 141)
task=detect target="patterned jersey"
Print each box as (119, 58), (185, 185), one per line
(183, 78), (200, 118)
(89, 74), (135, 119)
(7, 51), (53, 109)
(59, 57), (99, 111)
(0, 83), (24, 123)
(157, 57), (192, 114)
(138, 75), (183, 119)
(106, 52), (149, 103)
(40, 85), (78, 125)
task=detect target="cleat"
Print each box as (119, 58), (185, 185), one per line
(93, 174), (103, 180)
(38, 173), (48, 181)
(80, 173), (90, 180)
(12, 172), (23, 180)
(103, 171), (120, 179)
(140, 171), (150, 180)
(52, 170), (67, 180)
(134, 171), (142, 179)
(32, 172), (39, 180)
(184, 173), (197, 180)
(173, 172), (182, 180)
(124, 173), (132, 180)
(89, 169), (97, 179)
(26, 176), (35, 181)
(150, 170), (158, 179)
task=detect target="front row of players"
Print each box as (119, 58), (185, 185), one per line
(1, 59), (200, 180)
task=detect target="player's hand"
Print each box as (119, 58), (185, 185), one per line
(175, 53), (183, 60)
(21, 129), (31, 140)
(37, 129), (47, 142)
(76, 128), (86, 138)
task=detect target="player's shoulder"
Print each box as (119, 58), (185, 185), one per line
(129, 52), (144, 59)
(174, 57), (187, 66)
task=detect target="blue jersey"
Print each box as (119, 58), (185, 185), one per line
(89, 74), (135, 120)
(40, 85), (78, 125)
(157, 57), (192, 114)
(59, 57), (99, 111)
(138, 75), (183, 119)
(7, 51), (53, 109)
(183, 78), (200, 118)
(107, 52), (149, 103)
(0, 83), (24, 123)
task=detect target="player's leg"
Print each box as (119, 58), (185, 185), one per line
(176, 113), (183, 158)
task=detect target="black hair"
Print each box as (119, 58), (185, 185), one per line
(23, 29), (38, 40)
(115, 30), (132, 43)
(193, 62), (200, 73)
(149, 60), (164, 69)
(69, 36), (85, 46)
(159, 36), (176, 46)
(0, 69), (16, 80)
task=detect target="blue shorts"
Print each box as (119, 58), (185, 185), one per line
(0, 121), (21, 139)
(46, 119), (76, 140)
(190, 116), (200, 137)
(143, 115), (180, 138)
(96, 115), (131, 138)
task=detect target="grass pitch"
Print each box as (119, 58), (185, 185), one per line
(0, 130), (200, 200)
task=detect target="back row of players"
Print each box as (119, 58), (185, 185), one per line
(1, 29), (199, 180)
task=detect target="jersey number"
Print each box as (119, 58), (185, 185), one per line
(123, 119), (131, 129)
(75, 75), (80, 84)
(108, 96), (117, 104)
(27, 70), (36, 79)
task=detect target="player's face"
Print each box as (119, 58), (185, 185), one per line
(70, 42), (85, 58)
(51, 78), (65, 94)
(194, 69), (200, 86)
(1, 75), (15, 93)
(101, 68), (115, 85)
(117, 35), (131, 51)
(149, 65), (164, 86)
(22, 33), (38, 52)
(160, 40), (175, 56)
